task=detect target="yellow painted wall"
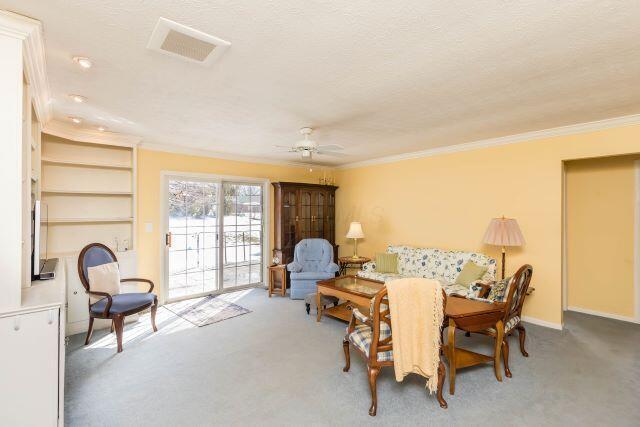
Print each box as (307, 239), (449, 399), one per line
(566, 156), (638, 318)
(136, 149), (323, 300)
(334, 124), (640, 326)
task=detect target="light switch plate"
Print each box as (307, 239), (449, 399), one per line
(145, 222), (153, 232)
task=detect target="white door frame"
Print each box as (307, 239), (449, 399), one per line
(635, 160), (640, 321)
(160, 171), (270, 304)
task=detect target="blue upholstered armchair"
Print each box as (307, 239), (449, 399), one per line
(78, 243), (158, 353)
(287, 239), (339, 299)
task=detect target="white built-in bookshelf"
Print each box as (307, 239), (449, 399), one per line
(40, 133), (136, 256)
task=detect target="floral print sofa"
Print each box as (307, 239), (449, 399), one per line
(357, 245), (497, 297)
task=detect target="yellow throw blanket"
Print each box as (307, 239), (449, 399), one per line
(386, 278), (444, 393)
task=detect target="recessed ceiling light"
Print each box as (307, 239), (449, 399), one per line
(72, 56), (92, 69)
(68, 116), (82, 124)
(69, 94), (86, 103)
(97, 126), (106, 132)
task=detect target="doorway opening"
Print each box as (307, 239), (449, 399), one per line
(563, 155), (640, 323)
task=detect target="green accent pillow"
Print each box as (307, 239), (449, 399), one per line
(455, 261), (488, 285)
(375, 253), (398, 274)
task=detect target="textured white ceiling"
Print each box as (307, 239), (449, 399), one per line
(2, 0), (640, 165)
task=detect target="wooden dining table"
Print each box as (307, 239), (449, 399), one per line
(444, 296), (506, 395)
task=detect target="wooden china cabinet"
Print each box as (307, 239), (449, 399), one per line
(272, 182), (339, 265)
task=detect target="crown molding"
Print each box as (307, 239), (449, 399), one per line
(43, 120), (142, 147)
(0, 11), (52, 124)
(139, 141), (330, 169)
(338, 113), (640, 170)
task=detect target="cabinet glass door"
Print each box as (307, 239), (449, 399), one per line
(312, 191), (325, 238)
(327, 191), (335, 243)
(282, 189), (297, 262)
(299, 190), (313, 240)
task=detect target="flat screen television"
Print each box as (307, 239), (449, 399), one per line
(32, 201), (57, 280)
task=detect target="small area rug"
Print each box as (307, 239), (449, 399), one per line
(164, 295), (251, 327)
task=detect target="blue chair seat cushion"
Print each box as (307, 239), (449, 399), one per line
(290, 271), (335, 280)
(91, 293), (155, 315)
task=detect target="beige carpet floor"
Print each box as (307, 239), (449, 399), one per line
(65, 288), (640, 426)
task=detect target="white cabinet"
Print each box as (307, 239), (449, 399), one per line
(0, 307), (61, 427)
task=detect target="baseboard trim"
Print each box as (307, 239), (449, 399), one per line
(66, 316), (140, 337)
(521, 315), (563, 330)
(566, 306), (640, 324)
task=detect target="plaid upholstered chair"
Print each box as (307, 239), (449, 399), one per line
(342, 288), (448, 416)
(78, 243), (159, 353)
(463, 264), (533, 378)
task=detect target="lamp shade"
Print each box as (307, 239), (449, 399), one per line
(483, 217), (525, 247)
(346, 222), (364, 239)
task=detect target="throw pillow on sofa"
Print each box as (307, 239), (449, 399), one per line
(455, 261), (488, 285)
(375, 253), (399, 273)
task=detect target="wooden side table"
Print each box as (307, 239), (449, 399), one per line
(268, 264), (287, 297)
(443, 297), (506, 395)
(337, 256), (371, 275)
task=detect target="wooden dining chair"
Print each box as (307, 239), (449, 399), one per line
(342, 288), (448, 416)
(463, 264), (533, 378)
(78, 243), (158, 353)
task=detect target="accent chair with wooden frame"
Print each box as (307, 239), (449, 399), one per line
(78, 243), (159, 353)
(462, 264), (533, 377)
(342, 288), (448, 416)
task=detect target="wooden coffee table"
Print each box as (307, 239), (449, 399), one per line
(315, 275), (384, 322)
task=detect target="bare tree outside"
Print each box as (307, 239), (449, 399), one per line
(167, 180), (263, 300)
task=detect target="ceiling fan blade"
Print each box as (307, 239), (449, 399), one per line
(316, 150), (344, 157)
(317, 144), (344, 151)
(273, 145), (294, 150)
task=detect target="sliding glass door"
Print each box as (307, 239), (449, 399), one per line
(165, 176), (264, 301)
(223, 183), (263, 289)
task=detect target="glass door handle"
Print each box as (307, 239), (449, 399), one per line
(165, 232), (172, 247)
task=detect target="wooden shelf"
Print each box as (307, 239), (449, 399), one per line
(42, 189), (132, 196)
(42, 157), (132, 170)
(46, 217), (133, 224)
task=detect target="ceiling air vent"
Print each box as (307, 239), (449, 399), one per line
(147, 17), (230, 66)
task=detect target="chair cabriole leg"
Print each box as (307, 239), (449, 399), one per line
(367, 366), (380, 416)
(502, 338), (512, 378)
(84, 317), (94, 345)
(436, 360), (448, 409)
(151, 297), (158, 332)
(114, 315), (124, 353)
(342, 338), (350, 372)
(517, 325), (528, 357)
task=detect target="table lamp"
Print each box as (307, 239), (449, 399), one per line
(482, 217), (525, 279)
(346, 222), (364, 259)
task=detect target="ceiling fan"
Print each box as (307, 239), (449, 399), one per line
(274, 127), (344, 161)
